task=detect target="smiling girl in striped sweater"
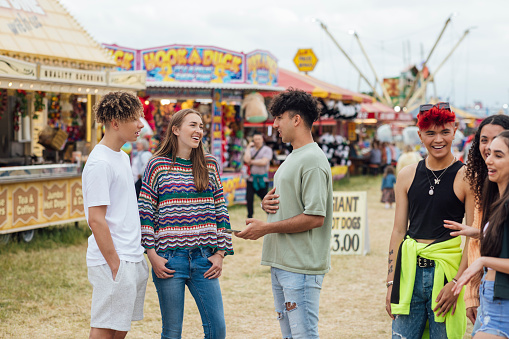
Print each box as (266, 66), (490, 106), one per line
(139, 108), (233, 339)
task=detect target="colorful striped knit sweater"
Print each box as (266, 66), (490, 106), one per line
(139, 154), (234, 255)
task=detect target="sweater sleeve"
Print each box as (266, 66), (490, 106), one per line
(207, 155), (234, 255)
(139, 157), (160, 250)
(464, 208), (481, 308)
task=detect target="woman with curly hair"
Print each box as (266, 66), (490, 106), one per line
(448, 115), (509, 330)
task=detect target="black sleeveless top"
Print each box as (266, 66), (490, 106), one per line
(407, 159), (465, 240)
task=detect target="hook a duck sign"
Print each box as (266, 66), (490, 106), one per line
(140, 45), (245, 84)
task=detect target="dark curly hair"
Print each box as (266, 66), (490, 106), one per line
(268, 88), (321, 129)
(466, 115), (509, 205)
(94, 91), (143, 124)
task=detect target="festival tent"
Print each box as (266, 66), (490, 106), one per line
(0, 1), (114, 67)
(277, 68), (373, 103)
(356, 94), (413, 123)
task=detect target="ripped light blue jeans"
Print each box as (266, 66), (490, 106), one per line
(271, 267), (324, 339)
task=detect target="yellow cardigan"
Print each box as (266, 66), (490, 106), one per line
(391, 236), (466, 339)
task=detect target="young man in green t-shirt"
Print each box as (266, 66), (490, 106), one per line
(236, 89), (333, 339)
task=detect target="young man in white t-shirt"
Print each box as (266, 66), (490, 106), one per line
(82, 91), (149, 339)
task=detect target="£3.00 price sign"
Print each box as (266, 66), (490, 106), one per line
(330, 191), (369, 255)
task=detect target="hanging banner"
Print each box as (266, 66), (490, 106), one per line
(102, 44), (138, 71)
(141, 45), (245, 83)
(330, 191), (369, 255)
(246, 50), (278, 86)
(383, 78), (400, 99)
(220, 173), (247, 206)
(211, 89), (223, 171)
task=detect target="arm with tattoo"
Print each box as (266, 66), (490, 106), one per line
(385, 165), (413, 319)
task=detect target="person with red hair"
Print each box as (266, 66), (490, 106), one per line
(385, 102), (475, 338)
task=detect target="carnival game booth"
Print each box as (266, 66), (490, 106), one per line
(346, 98), (414, 175)
(356, 99), (414, 137)
(251, 68), (376, 180)
(102, 44), (283, 206)
(0, 0), (146, 243)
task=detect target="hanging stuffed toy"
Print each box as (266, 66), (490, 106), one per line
(242, 92), (268, 123)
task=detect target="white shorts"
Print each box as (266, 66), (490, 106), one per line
(88, 259), (149, 331)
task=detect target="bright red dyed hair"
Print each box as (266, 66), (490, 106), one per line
(416, 106), (456, 130)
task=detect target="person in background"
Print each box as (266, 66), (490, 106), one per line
(447, 130), (509, 338)
(396, 145), (422, 175)
(82, 91), (149, 339)
(243, 132), (273, 219)
(390, 143), (400, 167)
(236, 89), (333, 339)
(139, 108), (233, 339)
(381, 165), (397, 209)
(384, 141), (393, 171)
(132, 138), (152, 198)
(368, 140), (382, 175)
(449, 114), (509, 334)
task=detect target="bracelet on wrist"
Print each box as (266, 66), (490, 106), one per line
(451, 278), (458, 284)
(216, 252), (225, 259)
(386, 281), (393, 288)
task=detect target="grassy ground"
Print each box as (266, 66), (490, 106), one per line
(0, 175), (474, 338)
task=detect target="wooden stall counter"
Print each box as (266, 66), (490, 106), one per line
(0, 164), (85, 242)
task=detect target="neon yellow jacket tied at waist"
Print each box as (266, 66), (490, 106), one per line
(391, 236), (466, 339)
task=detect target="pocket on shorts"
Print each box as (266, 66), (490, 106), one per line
(113, 260), (124, 283)
(482, 281), (495, 302)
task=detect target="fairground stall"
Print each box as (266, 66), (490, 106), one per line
(0, 0), (146, 243)
(254, 68), (378, 180)
(348, 99), (414, 174)
(103, 44), (283, 205)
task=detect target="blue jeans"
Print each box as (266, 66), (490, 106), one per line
(152, 247), (226, 339)
(392, 265), (447, 339)
(271, 267), (324, 339)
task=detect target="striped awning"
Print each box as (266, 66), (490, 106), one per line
(277, 68), (373, 103)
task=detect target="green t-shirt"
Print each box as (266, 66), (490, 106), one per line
(261, 142), (333, 274)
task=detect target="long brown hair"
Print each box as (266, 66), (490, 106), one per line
(153, 109), (210, 192)
(480, 131), (509, 257)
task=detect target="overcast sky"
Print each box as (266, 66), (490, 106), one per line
(60, 0), (509, 109)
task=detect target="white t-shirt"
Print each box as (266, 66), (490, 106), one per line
(82, 144), (145, 266)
